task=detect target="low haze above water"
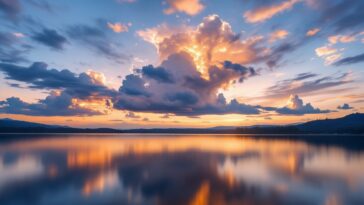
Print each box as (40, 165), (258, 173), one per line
(0, 134), (364, 205)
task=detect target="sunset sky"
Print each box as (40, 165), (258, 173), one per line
(0, 0), (363, 128)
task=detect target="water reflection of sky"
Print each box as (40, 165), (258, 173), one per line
(0, 134), (364, 205)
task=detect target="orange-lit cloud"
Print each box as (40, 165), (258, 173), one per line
(315, 45), (343, 65)
(138, 15), (269, 75)
(328, 35), (356, 44)
(164, 0), (204, 16)
(324, 54), (342, 65)
(269, 29), (289, 43)
(107, 22), (130, 33)
(244, 0), (301, 23)
(306, 28), (320, 36)
(315, 46), (337, 57)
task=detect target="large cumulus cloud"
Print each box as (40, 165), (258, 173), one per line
(114, 52), (259, 116)
(137, 15), (277, 72)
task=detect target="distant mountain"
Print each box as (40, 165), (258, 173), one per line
(236, 113), (364, 134)
(0, 118), (62, 128)
(297, 113), (364, 133)
(0, 113), (363, 134)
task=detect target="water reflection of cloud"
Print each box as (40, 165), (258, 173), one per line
(82, 170), (120, 196)
(0, 155), (43, 189)
(0, 135), (364, 205)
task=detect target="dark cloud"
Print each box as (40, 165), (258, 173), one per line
(223, 61), (256, 82)
(31, 28), (68, 50)
(0, 62), (115, 98)
(0, 94), (103, 116)
(291, 72), (319, 81)
(119, 74), (150, 97)
(337, 103), (353, 110)
(0, 31), (30, 63)
(265, 41), (301, 68)
(264, 72), (351, 99)
(67, 23), (129, 64)
(0, 62), (116, 116)
(334, 52), (364, 66)
(316, 0), (364, 34)
(114, 52), (260, 116)
(0, 0), (21, 22)
(275, 95), (331, 115)
(139, 65), (175, 84)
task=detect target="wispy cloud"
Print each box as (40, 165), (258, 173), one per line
(334, 52), (364, 66)
(264, 72), (352, 99)
(164, 0), (204, 16)
(31, 28), (68, 50)
(67, 23), (130, 64)
(244, 0), (301, 23)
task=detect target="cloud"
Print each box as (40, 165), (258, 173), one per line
(0, 31), (30, 63)
(275, 95), (331, 115)
(328, 35), (356, 44)
(0, 62), (116, 116)
(107, 22), (130, 33)
(0, 92), (107, 116)
(125, 111), (141, 119)
(306, 28), (320, 36)
(315, 46), (337, 57)
(138, 15), (277, 71)
(138, 65), (175, 84)
(337, 103), (353, 110)
(315, 45), (342, 65)
(244, 0), (301, 23)
(333, 52), (364, 66)
(164, 0), (204, 16)
(0, 0), (21, 22)
(31, 28), (68, 50)
(264, 72), (352, 99)
(114, 52), (259, 116)
(67, 23), (129, 64)
(314, 0), (364, 34)
(264, 41), (300, 68)
(269, 29), (289, 43)
(0, 62), (115, 98)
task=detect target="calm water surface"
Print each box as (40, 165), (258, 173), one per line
(0, 134), (364, 205)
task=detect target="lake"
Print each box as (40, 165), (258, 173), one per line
(0, 134), (364, 205)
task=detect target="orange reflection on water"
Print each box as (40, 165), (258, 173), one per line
(2, 134), (364, 188)
(189, 181), (210, 205)
(82, 170), (119, 196)
(268, 152), (304, 175)
(2, 135), (311, 156)
(67, 150), (111, 168)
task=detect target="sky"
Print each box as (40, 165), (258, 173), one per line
(0, 0), (363, 129)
